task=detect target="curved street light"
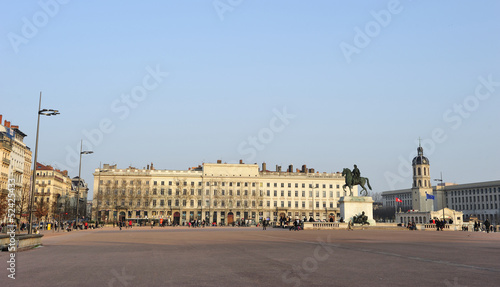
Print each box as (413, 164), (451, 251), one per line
(94, 165), (109, 227)
(434, 172), (445, 223)
(75, 140), (93, 229)
(28, 92), (59, 235)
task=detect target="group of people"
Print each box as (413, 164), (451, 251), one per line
(1, 220), (100, 233)
(406, 222), (417, 230)
(434, 219), (447, 231)
(117, 220), (133, 230)
(472, 220), (495, 233)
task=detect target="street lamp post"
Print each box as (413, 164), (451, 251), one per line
(75, 140), (92, 229)
(94, 164), (109, 227)
(28, 92), (59, 235)
(311, 182), (316, 221)
(434, 172), (445, 223)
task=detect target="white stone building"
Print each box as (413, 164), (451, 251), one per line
(382, 143), (499, 224)
(92, 162), (355, 225)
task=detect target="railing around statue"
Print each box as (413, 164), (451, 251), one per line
(303, 222), (340, 230)
(420, 224), (457, 231)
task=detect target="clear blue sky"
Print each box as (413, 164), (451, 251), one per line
(1, 1), (499, 199)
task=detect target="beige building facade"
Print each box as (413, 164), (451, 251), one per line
(0, 115), (33, 221)
(34, 162), (73, 221)
(93, 162), (354, 225)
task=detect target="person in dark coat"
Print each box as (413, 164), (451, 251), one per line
(484, 219), (491, 233)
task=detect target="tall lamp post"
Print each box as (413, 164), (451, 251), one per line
(28, 92), (59, 235)
(311, 182), (316, 221)
(75, 140), (92, 228)
(434, 172), (445, 223)
(94, 163), (109, 226)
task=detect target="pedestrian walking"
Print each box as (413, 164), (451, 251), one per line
(484, 219), (491, 233)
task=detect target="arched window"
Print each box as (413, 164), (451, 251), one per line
(413, 167), (416, 176)
(424, 168), (426, 176)
(418, 180), (422, 187)
(418, 167), (421, 176)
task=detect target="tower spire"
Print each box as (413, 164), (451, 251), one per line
(417, 137), (423, 156)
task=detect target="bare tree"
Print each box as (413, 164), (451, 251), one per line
(372, 206), (407, 222)
(15, 183), (31, 223)
(93, 187), (104, 224)
(371, 192), (383, 203)
(101, 185), (113, 223)
(0, 193), (8, 222)
(253, 182), (264, 223)
(173, 177), (188, 224)
(50, 195), (59, 221)
(34, 200), (49, 222)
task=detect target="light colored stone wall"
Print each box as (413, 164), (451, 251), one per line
(92, 163), (351, 224)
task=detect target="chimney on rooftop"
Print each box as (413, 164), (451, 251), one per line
(302, 165), (307, 173)
(288, 164), (293, 173)
(147, 164), (150, 170)
(239, 159), (243, 164)
(262, 162), (266, 172)
(217, 160), (222, 164)
(0, 115), (2, 125)
(151, 162), (154, 170)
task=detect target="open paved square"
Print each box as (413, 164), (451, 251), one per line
(2, 227), (500, 286)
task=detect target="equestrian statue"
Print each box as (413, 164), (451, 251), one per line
(342, 164), (372, 196)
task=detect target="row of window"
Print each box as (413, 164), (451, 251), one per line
(450, 194), (498, 204)
(100, 179), (342, 190)
(413, 167), (429, 176)
(99, 199), (338, 209)
(453, 203), (499, 211)
(98, 189), (342, 198)
(449, 187), (499, 196)
(100, 210), (329, 220)
(413, 179), (431, 188)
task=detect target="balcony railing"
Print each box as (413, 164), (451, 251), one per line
(34, 192), (51, 196)
(0, 140), (13, 151)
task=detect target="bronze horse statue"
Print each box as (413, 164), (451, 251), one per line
(342, 168), (372, 196)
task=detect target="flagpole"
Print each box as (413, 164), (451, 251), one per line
(395, 197), (398, 224)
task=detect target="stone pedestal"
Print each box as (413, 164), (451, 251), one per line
(340, 196), (376, 225)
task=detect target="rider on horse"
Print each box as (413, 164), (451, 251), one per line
(342, 165), (372, 196)
(352, 164), (361, 185)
